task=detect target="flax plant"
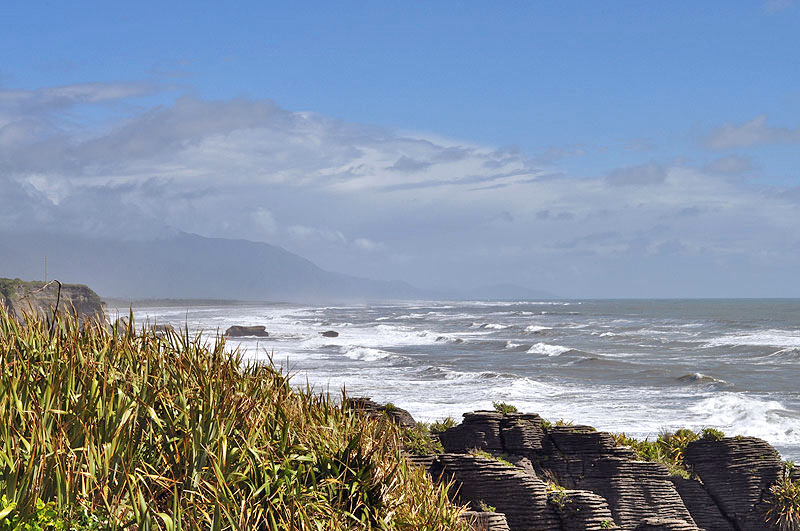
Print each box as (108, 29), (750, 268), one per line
(0, 308), (468, 530)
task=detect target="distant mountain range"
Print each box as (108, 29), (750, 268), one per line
(0, 232), (556, 303)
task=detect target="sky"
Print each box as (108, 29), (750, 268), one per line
(1, 1), (799, 298)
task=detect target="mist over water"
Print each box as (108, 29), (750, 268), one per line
(123, 299), (800, 461)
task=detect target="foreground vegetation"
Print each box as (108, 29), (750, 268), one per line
(0, 308), (468, 530)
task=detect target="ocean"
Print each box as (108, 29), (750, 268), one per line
(122, 299), (800, 461)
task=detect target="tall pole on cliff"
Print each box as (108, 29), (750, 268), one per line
(45, 256), (48, 282)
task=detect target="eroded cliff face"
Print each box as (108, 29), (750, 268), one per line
(0, 278), (105, 322)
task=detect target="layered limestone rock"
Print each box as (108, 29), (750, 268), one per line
(0, 278), (104, 322)
(365, 400), (791, 531)
(576, 458), (697, 530)
(636, 517), (701, 530)
(669, 477), (736, 531)
(428, 454), (561, 531)
(684, 437), (783, 531)
(460, 511), (511, 531)
(547, 488), (619, 530)
(439, 410), (505, 451)
(438, 412), (698, 530)
(346, 397), (417, 428)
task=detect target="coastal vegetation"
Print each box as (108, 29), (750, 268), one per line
(0, 308), (468, 530)
(611, 429), (700, 478)
(491, 402), (518, 415)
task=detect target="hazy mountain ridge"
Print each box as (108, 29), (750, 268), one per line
(0, 232), (430, 302)
(0, 232), (553, 303)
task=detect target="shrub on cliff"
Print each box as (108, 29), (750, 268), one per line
(765, 476), (800, 531)
(492, 401), (518, 414)
(0, 308), (468, 530)
(611, 429), (699, 478)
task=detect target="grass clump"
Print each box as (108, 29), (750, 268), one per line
(427, 417), (458, 434)
(470, 450), (515, 468)
(491, 402), (518, 414)
(0, 308), (469, 530)
(400, 425), (443, 455)
(476, 500), (495, 512)
(611, 429), (699, 478)
(701, 427), (725, 441)
(765, 477), (800, 531)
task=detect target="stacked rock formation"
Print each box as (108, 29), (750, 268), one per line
(429, 454), (562, 530)
(346, 397), (418, 428)
(460, 511), (511, 531)
(547, 488), (619, 530)
(669, 477), (735, 531)
(684, 437), (784, 531)
(438, 412), (698, 530)
(354, 400), (793, 530)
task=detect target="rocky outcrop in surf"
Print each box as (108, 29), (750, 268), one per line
(388, 405), (796, 531)
(224, 325), (269, 337)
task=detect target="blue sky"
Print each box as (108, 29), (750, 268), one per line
(1, 2), (799, 296)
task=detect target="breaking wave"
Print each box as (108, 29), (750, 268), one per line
(527, 342), (571, 356)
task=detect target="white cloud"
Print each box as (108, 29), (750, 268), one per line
(606, 163), (667, 186)
(764, 0), (795, 13)
(251, 208), (277, 236)
(353, 238), (385, 252)
(2, 84), (800, 295)
(0, 82), (154, 127)
(288, 225), (347, 244)
(704, 114), (800, 149)
(703, 155), (755, 175)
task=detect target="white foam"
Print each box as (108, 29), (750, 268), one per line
(688, 394), (800, 446)
(705, 330), (800, 349)
(677, 373), (731, 387)
(342, 346), (395, 362)
(525, 325), (549, 333)
(505, 341), (522, 349)
(483, 323), (510, 330)
(527, 342), (571, 356)
(599, 332), (616, 338)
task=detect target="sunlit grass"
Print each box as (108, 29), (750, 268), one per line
(0, 307), (468, 530)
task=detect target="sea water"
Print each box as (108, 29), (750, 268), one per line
(122, 299), (800, 461)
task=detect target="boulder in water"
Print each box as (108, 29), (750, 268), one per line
(321, 330), (339, 338)
(225, 325), (269, 337)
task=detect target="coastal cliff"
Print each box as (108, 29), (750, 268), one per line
(0, 278), (104, 322)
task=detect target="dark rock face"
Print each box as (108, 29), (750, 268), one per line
(393, 406), (787, 531)
(670, 477), (735, 531)
(224, 325), (269, 337)
(684, 437), (783, 531)
(548, 489), (619, 530)
(575, 458), (697, 530)
(536, 425), (636, 485)
(438, 413), (699, 530)
(460, 511), (511, 531)
(429, 454), (561, 531)
(637, 517), (700, 530)
(345, 397), (416, 428)
(320, 330), (339, 337)
(1, 278), (104, 323)
(439, 411), (504, 452)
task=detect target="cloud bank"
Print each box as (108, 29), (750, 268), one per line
(1, 83), (799, 297)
